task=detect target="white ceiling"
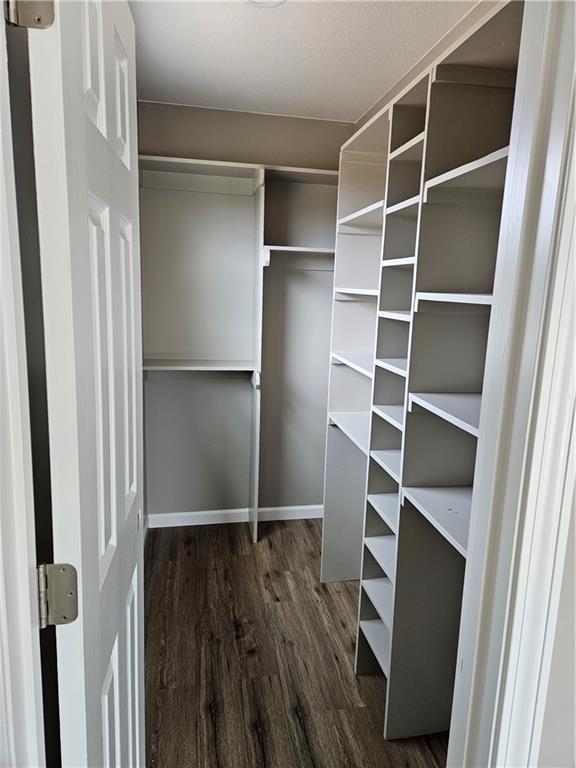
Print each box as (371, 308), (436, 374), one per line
(132, 1), (476, 123)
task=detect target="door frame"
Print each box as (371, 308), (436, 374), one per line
(0, 16), (45, 767)
(448, 2), (575, 765)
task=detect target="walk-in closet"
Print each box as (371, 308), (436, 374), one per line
(135, 1), (540, 763)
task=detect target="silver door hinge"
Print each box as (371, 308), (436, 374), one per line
(5, 0), (54, 28)
(37, 563), (78, 629)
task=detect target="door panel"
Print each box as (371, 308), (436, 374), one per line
(28, 2), (144, 765)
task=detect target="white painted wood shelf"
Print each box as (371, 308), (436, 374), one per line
(424, 146), (509, 196)
(415, 292), (493, 310)
(386, 195), (420, 217)
(331, 351), (374, 378)
(365, 535), (397, 580)
(363, 577), (394, 628)
(402, 486), (472, 558)
(367, 493), (399, 533)
(375, 357), (408, 377)
(143, 358), (256, 372)
(389, 132), (425, 162)
(409, 392), (481, 437)
(370, 449), (402, 482)
(335, 287), (379, 298)
(265, 245), (336, 254)
(381, 256), (415, 268)
(338, 200), (385, 229)
(372, 404), (404, 431)
(359, 619), (391, 676)
(328, 412), (371, 455)
(378, 310), (411, 322)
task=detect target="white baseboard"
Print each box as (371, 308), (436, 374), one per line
(146, 505), (323, 529)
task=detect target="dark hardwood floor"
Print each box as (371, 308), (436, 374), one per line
(145, 519), (448, 767)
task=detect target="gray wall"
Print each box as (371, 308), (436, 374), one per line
(138, 101), (353, 170)
(259, 252), (334, 508)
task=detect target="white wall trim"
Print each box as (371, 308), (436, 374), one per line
(147, 505), (323, 529)
(0, 20), (45, 767)
(447, 3), (576, 766)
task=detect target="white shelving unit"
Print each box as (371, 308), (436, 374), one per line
(141, 156), (338, 540)
(319, 0), (525, 743)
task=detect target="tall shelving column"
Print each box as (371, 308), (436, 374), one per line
(348, 1), (524, 742)
(321, 113), (390, 582)
(355, 75), (429, 681)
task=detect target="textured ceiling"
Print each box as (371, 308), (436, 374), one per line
(132, 1), (476, 122)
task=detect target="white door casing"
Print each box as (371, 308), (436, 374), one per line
(0, 17), (45, 767)
(28, 2), (144, 765)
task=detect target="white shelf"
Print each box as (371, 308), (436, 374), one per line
(386, 194), (420, 217)
(359, 619), (391, 676)
(415, 291), (492, 309)
(381, 256), (415, 268)
(372, 404), (404, 431)
(265, 245), (335, 254)
(143, 358), (255, 372)
(367, 493), (399, 533)
(375, 357), (408, 377)
(338, 199), (385, 229)
(379, 310), (411, 322)
(328, 412), (371, 455)
(363, 578), (394, 628)
(410, 392), (481, 437)
(335, 287), (379, 297)
(425, 146), (509, 194)
(402, 486), (472, 558)
(389, 132), (426, 162)
(370, 449), (402, 482)
(365, 535), (397, 580)
(331, 351), (374, 379)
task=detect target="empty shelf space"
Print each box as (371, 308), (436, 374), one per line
(375, 358), (408, 377)
(425, 146), (509, 194)
(331, 351), (374, 378)
(410, 392), (481, 437)
(265, 245), (335, 255)
(402, 486), (472, 558)
(363, 577), (394, 628)
(328, 411), (371, 455)
(415, 292), (492, 309)
(389, 131), (425, 162)
(365, 535), (397, 580)
(367, 493), (399, 533)
(370, 449), (402, 482)
(335, 287), (379, 298)
(143, 358), (255, 372)
(359, 619), (391, 676)
(381, 256), (415, 268)
(372, 404), (404, 431)
(386, 195), (420, 217)
(338, 200), (385, 229)
(378, 310), (411, 322)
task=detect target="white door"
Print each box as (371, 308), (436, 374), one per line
(27, 1), (144, 765)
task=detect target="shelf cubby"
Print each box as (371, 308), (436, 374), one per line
(402, 486), (472, 558)
(331, 352), (374, 380)
(328, 357), (372, 413)
(409, 392), (481, 437)
(379, 265), (414, 313)
(382, 205), (418, 263)
(358, 618), (392, 677)
(372, 404), (404, 432)
(389, 76), (429, 153)
(264, 173), (337, 250)
(373, 365), (406, 412)
(367, 493), (400, 534)
(334, 231), (382, 292)
(365, 535), (397, 582)
(416, 200), (503, 295)
(338, 199), (385, 231)
(409, 305), (490, 393)
(328, 411), (371, 455)
(363, 577), (394, 631)
(371, 449), (402, 483)
(376, 315), (410, 361)
(402, 411), (477, 488)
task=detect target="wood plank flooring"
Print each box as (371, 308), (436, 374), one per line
(145, 519), (448, 767)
